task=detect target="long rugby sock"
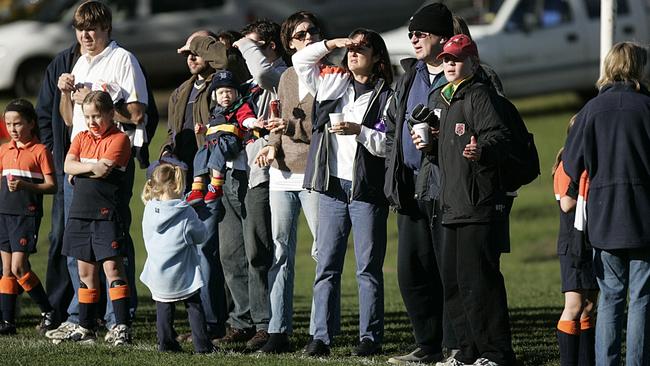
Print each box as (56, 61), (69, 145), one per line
(578, 317), (595, 366)
(17, 271), (53, 313)
(0, 276), (19, 323)
(78, 288), (99, 330)
(557, 320), (580, 366)
(109, 284), (130, 326)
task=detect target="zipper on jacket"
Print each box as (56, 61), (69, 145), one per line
(350, 79), (385, 203)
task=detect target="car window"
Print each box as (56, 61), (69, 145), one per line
(450, 0), (505, 25)
(151, 0), (225, 14)
(506, 0), (573, 32)
(584, 0), (629, 18)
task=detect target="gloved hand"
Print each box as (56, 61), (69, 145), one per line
(408, 103), (439, 128)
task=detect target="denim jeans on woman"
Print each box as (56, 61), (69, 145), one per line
(311, 176), (388, 345)
(267, 189), (319, 334)
(593, 248), (650, 366)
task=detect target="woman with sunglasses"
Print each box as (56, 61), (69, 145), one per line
(293, 28), (393, 357)
(253, 11), (327, 354)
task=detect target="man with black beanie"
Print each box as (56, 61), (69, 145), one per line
(384, 2), (458, 364)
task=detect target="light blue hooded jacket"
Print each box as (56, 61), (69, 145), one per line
(140, 199), (207, 301)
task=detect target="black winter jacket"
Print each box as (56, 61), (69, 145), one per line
(384, 58), (442, 213)
(563, 82), (650, 250)
(433, 77), (511, 224)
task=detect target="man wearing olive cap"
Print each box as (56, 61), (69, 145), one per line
(160, 30), (230, 342)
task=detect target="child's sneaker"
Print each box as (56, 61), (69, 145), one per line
(204, 184), (223, 203)
(111, 324), (132, 346)
(0, 321), (16, 335)
(65, 325), (97, 344)
(45, 321), (79, 340)
(36, 310), (56, 335)
(187, 190), (205, 205)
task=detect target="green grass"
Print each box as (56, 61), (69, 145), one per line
(0, 92), (583, 365)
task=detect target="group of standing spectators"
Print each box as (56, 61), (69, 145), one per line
(1, 0), (647, 365)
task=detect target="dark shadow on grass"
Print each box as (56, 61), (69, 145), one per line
(510, 306), (562, 365)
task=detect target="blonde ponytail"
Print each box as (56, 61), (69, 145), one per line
(141, 164), (186, 203)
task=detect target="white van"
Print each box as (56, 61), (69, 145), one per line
(0, 0), (248, 96)
(381, 0), (650, 97)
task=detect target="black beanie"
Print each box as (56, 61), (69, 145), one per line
(408, 3), (453, 38)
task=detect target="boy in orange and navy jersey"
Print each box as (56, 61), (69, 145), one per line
(60, 91), (132, 345)
(0, 99), (57, 335)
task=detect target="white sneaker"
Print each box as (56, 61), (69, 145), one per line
(436, 357), (468, 366)
(64, 325), (97, 344)
(45, 321), (79, 340)
(104, 324), (116, 343)
(473, 358), (501, 366)
(111, 324), (132, 346)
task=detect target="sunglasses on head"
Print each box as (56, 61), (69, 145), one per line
(408, 31), (431, 40)
(292, 27), (320, 41)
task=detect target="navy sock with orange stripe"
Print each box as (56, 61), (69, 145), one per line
(17, 271), (52, 313)
(79, 287), (99, 330)
(557, 320), (580, 366)
(579, 317), (595, 366)
(109, 281), (130, 326)
(0, 276), (19, 323)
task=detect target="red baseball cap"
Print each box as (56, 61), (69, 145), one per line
(437, 34), (478, 60)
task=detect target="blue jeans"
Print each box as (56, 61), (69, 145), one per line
(267, 189), (319, 334)
(311, 177), (388, 345)
(193, 199), (227, 337)
(594, 248), (650, 366)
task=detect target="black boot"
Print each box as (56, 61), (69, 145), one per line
(557, 329), (580, 366)
(259, 333), (291, 354)
(578, 327), (595, 366)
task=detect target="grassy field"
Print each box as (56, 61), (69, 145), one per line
(0, 92), (584, 365)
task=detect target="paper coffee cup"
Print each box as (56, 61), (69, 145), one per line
(412, 123), (430, 144)
(329, 112), (344, 127)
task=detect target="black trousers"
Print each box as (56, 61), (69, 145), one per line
(396, 200), (453, 354)
(156, 292), (212, 353)
(440, 222), (515, 365)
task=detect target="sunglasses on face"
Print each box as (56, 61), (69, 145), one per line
(408, 31), (430, 40)
(292, 27), (320, 41)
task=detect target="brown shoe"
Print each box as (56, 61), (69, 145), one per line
(246, 329), (270, 351)
(213, 327), (254, 345)
(175, 332), (192, 343)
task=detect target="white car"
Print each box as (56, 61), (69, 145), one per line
(0, 0), (248, 96)
(382, 0), (650, 98)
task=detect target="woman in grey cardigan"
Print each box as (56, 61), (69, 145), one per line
(254, 11), (327, 353)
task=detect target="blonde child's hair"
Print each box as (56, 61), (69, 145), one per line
(141, 164), (186, 203)
(596, 41), (648, 90)
(552, 114), (578, 176)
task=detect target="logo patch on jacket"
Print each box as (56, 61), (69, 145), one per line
(455, 123), (466, 136)
(100, 208), (109, 216)
(27, 204), (36, 213)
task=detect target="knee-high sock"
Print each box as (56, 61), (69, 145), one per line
(18, 271), (53, 313)
(0, 276), (19, 323)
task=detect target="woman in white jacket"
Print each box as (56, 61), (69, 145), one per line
(293, 29), (393, 357)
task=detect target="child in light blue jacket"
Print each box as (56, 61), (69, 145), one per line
(140, 163), (215, 353)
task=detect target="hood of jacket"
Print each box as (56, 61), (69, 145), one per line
(146, 199), (193, 234)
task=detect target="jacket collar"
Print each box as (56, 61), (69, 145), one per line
(600, 81), (650, 95)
